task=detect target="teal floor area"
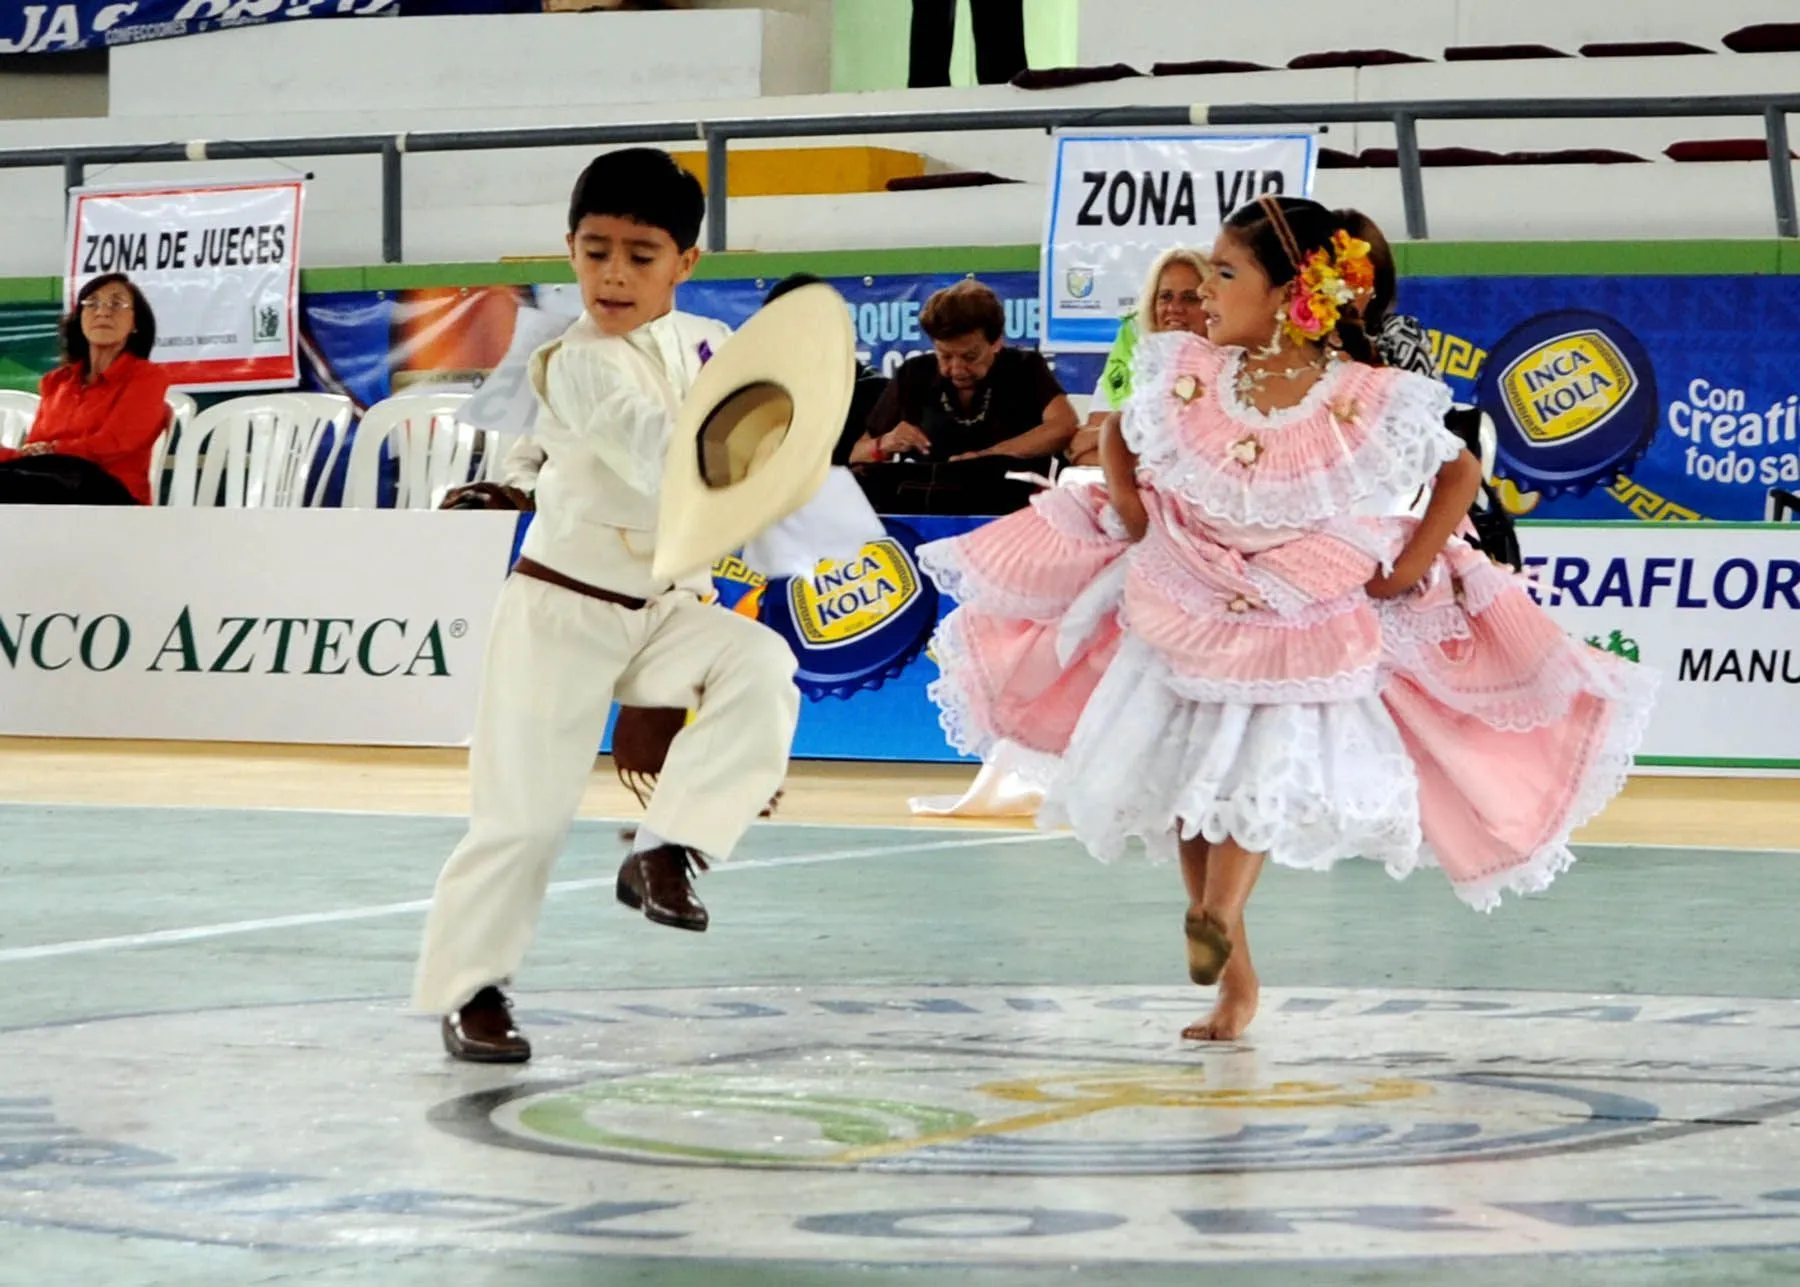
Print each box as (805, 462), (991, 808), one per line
(1, 803), (1798, 1285)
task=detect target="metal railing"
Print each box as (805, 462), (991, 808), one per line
(1, 92), (1794, 262)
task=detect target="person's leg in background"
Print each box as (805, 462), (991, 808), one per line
(970, 0), (1027, 84)
(908, 0), (956, 88)
(0, 457), (135, 505)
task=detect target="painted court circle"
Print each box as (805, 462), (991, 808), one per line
(5, 985), (1800, 1266)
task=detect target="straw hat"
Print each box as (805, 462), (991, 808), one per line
(652, 282), (856, 580)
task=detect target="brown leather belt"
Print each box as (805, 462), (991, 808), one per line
(512, 557), (647, 610)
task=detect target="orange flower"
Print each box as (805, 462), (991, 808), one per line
(1332, 230), (1376, 291)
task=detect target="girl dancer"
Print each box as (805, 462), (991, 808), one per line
(919, 197), (1655, 1042)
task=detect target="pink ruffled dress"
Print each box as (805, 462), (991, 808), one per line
(917, 333), (1657, 911)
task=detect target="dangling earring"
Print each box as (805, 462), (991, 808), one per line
(1252, 302), (1285, 360)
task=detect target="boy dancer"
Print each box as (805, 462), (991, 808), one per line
(413, 148), (800, 1063)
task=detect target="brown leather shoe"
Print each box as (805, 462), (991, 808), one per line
(616, 844), (710, 932)
(441, 985), (531, 1063)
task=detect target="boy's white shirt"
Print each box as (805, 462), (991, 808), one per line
(499, 435), (545, 491)
(520, 307), (731, 599)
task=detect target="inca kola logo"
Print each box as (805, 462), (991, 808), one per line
(788, 540), (919, 647)
(1498, 329), (1636, 446)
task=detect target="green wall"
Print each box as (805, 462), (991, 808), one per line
(2, 238), (1798, 303)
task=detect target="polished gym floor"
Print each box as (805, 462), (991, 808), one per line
(1, 742), (1798, 1285)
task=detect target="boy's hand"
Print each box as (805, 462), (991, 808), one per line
(441, 482), (534, 512)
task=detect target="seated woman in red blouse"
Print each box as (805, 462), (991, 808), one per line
(0, 273), (170, 505)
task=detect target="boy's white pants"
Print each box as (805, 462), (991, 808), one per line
(412, 574), (799, 1014)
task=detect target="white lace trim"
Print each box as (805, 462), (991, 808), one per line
(1158, 659), (1382, 705)
(1242, 564), (1313, 618)
(927, 615), (1653, 915)
(916, 538), (1073, 624)
(1123, 332), (1463, 529)
(1374, 600), (1473, 649)
(1383, 628), (1650, 733)
(1215, 346), (1353, 427)
(1038, 638), (1422, 875)
(1374, 555), (1538, 652)
(1135, 536), (1365, 630)
(924, 609), (999, 761)
(1432, 657), (1659, 912)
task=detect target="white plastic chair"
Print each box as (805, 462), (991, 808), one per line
(0, 389), (40, 449)
(147, 391), (197, 505)
(340, 391), (511, 509)
(167, 392), (352, 508)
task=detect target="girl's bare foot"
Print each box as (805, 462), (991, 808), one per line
(1182, 914), (1258, 1042)
(1183, 907), (1232, 985)
(1181, 976), (1260, 1042)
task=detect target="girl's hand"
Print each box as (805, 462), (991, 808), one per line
(1114, 490), (1149, 542)
(1365, 561), (1422, 599)
(1369, 449), (1481, 598)
(17, 442), (51, 457)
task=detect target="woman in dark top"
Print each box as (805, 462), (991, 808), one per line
(854, 279), (1076, 515)
(0, 273), (169, 506)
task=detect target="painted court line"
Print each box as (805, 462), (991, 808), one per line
(0, 798), (1035, 837)
(0, 801), (1786, 856)
(0, 832), (1054, 965)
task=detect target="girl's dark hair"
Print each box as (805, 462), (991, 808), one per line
(1220, 196), (1379, 366)
(61, 273), (157, 369)
(1334, 208), (1397, 331)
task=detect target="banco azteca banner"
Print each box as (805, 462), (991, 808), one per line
(0, 507), (516, 746)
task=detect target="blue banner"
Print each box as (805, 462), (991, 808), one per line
(1407, 275), (1800, 523)
(510, 513), (988, 765)
(11, 262), (1794, 763)
(292, 270), (1800, 528)
(0, 1), (519, 54)
(680, 271), (1056, 382)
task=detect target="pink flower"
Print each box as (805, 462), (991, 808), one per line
(1288, 293), (1325, 336)
(1281, 288), (1339, 334)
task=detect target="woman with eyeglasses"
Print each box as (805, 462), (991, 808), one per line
(1064, 247), (1211, 467)
(0, 273), (170, 505)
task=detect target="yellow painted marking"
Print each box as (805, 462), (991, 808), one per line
(829, 1070), (1430, 1165)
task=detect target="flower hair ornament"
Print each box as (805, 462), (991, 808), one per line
(1255, 195), (1377, 347)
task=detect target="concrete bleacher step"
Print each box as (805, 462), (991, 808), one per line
(1078, 0), (1800, 68)
(1, 36), (1797, 273)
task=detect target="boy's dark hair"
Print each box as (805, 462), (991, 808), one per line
(567, 148), (705, 250)
(61, 273), (157, 369)
(764, 272), (824, 305)
(1221, 196), (1378, 365)
(921, 279), (1006, 343)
